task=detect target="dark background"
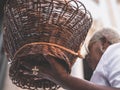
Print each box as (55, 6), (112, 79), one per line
(0, 0), (7, 90)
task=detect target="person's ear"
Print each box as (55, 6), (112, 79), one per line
(100, 47), (105, 53)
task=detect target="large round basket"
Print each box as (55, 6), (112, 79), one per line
(3, 0), (92, 89)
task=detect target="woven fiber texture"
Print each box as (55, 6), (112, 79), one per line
(3, 0), (92, 89)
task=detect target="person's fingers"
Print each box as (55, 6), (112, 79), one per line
(44, 55), (67, 73)
(44, 55), (58, 67)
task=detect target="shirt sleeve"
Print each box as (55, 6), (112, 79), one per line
(106, 54), (120, 88)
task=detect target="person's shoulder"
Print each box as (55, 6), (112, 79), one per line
(108, 42), (120, 50)
(101, 42), (120, 69)
(104, 42), (120, 56)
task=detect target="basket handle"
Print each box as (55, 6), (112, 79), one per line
(13, 42), (83, 59)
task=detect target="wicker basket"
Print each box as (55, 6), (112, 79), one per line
(3, 0), (92, 89)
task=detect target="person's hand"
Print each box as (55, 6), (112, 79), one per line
(37, 55), (69, 83)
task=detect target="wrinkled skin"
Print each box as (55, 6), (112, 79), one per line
(85, 40), (104, 70)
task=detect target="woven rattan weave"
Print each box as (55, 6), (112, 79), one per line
(3, 0), (92, 90)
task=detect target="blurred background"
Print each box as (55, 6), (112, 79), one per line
(0, 0), (120, 90)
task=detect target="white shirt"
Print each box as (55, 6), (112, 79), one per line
(90, 43), (120, 88)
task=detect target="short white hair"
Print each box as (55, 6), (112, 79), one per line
(89, 27), (120, 45)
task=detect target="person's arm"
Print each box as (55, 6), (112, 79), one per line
(56, 74), (120, 90)
(39, 55), (120, 90)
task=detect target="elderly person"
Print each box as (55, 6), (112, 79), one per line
(39, 28), (120, 90)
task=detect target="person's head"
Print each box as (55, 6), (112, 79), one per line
(85, 28), (120, 71)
